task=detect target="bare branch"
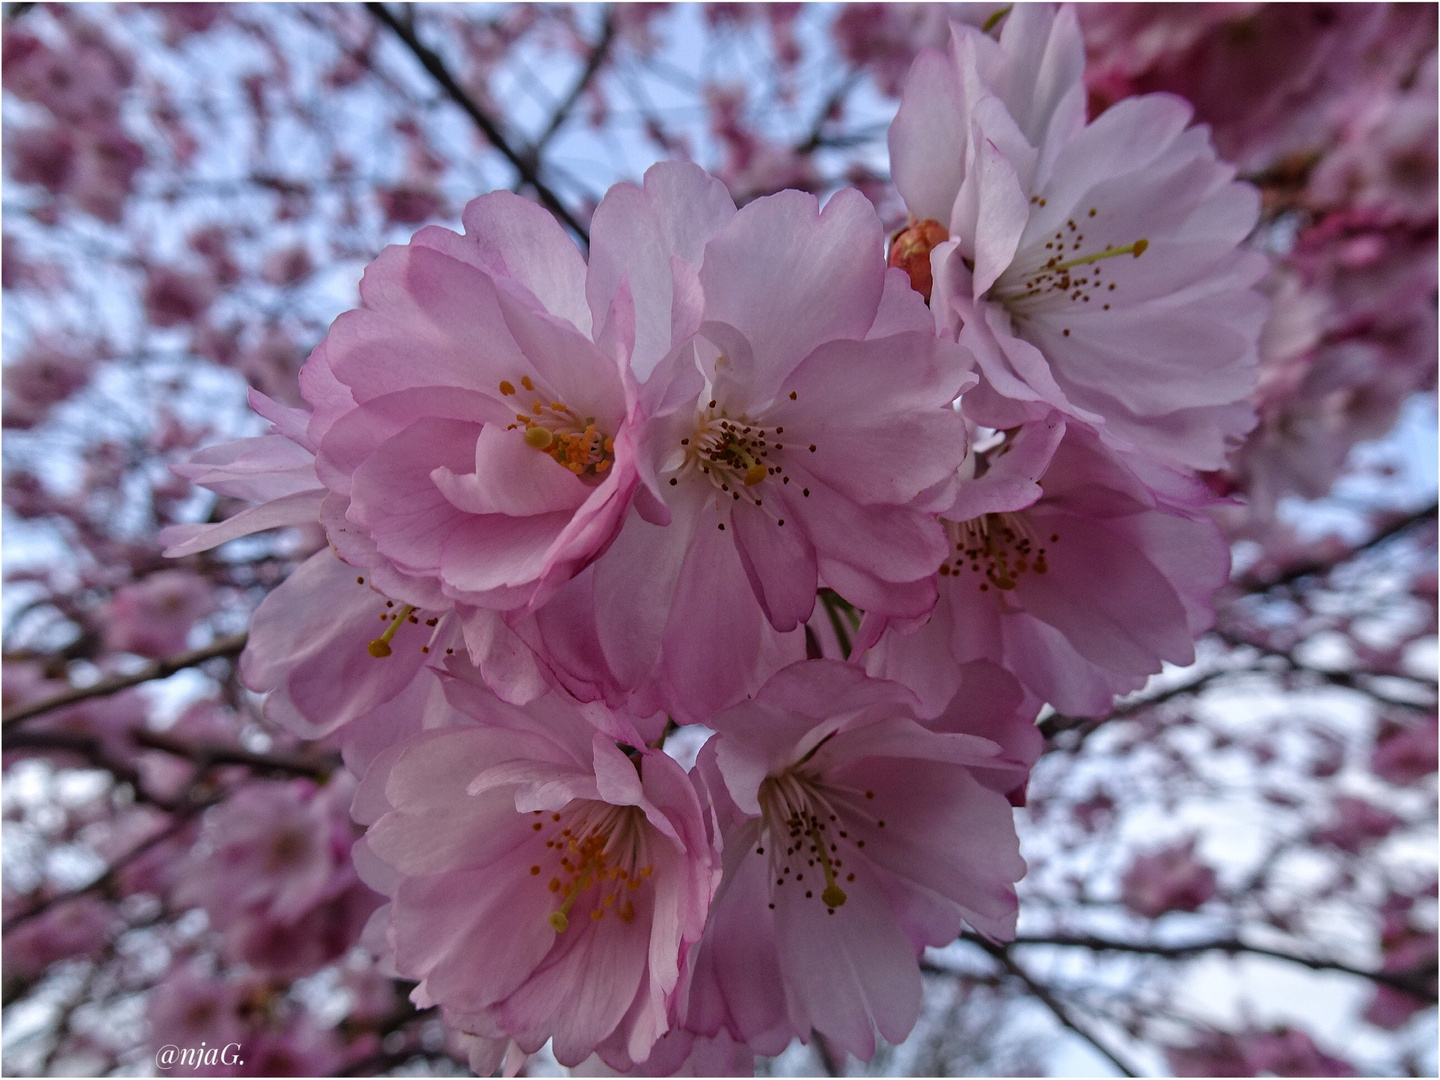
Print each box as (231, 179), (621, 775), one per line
(364, 2), (591, 245)
(2, 633), (249, 730)
(977, 931), (1437, 1001)
(3, 808), (205, 933)
(1236, 501), (1438, 594)
(965, 936), (1141, 1077)
(532, 8), (615, 157)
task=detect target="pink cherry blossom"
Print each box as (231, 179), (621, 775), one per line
(1120, 838), (1218, 918)
(1371, 716), (1439, 786)
(1313, 795), (1404, 854)
(2, 338), (94, 430)
(174, 778), (353, 929)
(888, 4), (1268, 471)
(684, 660), (1028, 1059)
(528, 162), (975, 722)
(101, 569), (217, 658)
(304, 189), (645, 619)
(357, 679), (716, 1068)
(866, 415), (1229, 717)
(2, 896), (121, 983)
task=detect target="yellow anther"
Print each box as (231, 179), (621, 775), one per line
(367, 604), (415, 659)
(524, 426), (554, 450)
(551, 401), (568, 411)
(521, 375), (535, 391)
(498, 380), (516, 396)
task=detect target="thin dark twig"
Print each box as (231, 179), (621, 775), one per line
(133, 729), (337, 779)
(986, 931), (1437, 1001)
(3, 808), (205, 933)
(2, 633), (249, 730)
(532, 8), (615, 156)
(968, 937), (1140, 1077)
(364, 1), (590, 244)
(1237, 501), (1438, 594)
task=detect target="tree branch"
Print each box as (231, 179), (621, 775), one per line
(2, 633), (249, 730)
(965, 937), (1141, 1077)
(978, 931), (1437, 1001)
(364, 2), (590, 244)
(3, 808), (205, 933)
(531, 8), (615, 156)
(1236, 501), (1438, 594)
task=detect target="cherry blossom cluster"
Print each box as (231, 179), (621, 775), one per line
(151, 7), (1280, 1071)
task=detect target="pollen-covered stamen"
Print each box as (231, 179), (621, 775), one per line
(756, 770), (860, 914)
(941, 512), (1053, 591)
(682, 403), (796, 504)
(499, 379), (615, 479)
(369, 603), (416, 658)
(530, 802), (652, 934)
(990, 209), (1148, 316)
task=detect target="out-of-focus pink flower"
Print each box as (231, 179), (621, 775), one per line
(261, 244), (314, 286)
(67, 122), (145, 223)
(531, 162), (974, 723)
(151, 3), (227, 43)
(1313, 795), (1404, 854)
(685, 660), (1028, 1059)
(357, 680), (716, 1068)
(146, 968), (259, 1070)
(378, 183), (445, 225)
(3, 339), (94, 429)
(8, 124), (76, 196)
(1371, 716), (1439, 786)
(224, 876), (382, 981)
(1, 25), (130, 126)
(866, 416), (1228, 717)
(143, 265), (217, 329)
(1239, 1026), (1359, 1077)
(1080, 4), (1394, 174)
(101, 569), (217, 658)
(2, 896), (122, 983)
(706, 84), (819, 205)
(832, 4), (978, 97)
(1119, 838), (1217, 918)
(1308, 55), (1438, 225)
(174, 779), (352, 929)
(1169, 1025), (1357, 1078)
(889, 5), (1267, 471)
(1364, 983), (1430, 1031)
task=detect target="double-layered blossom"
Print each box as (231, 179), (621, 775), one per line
(529, 162), (976, 722)
(866, 414), (1229, 717)
(355, 679), (716, 1068)
(887, 4), (1268, 470)
(304, 190), (645, 617)
(683, 661), (1031, 1059)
